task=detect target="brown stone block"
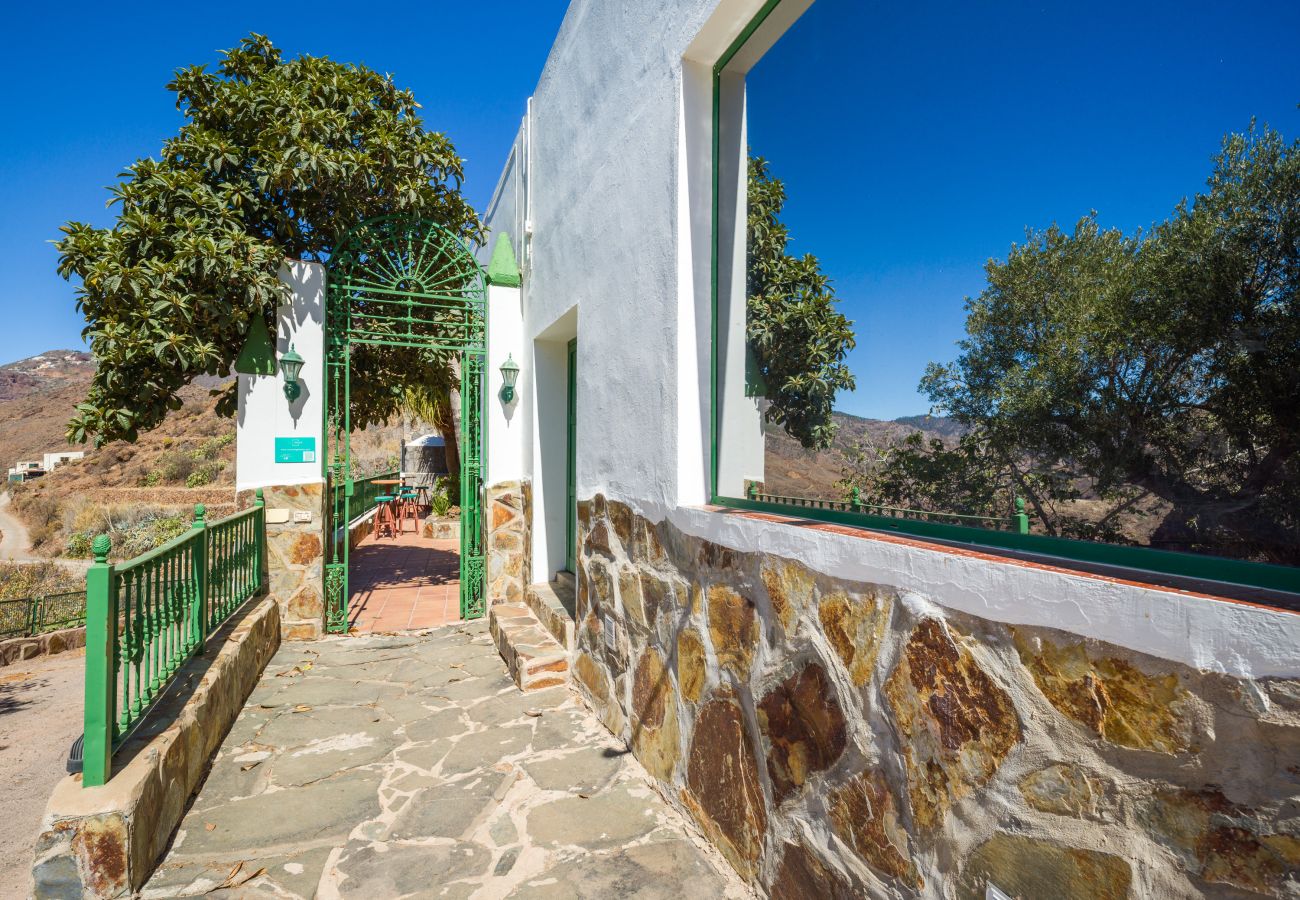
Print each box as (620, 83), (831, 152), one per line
(956, 834), (1131, 900)
(1018, 764), (1100, 819)
(757, 662), (848, 804)
(819, 590), (889, 686)
(884, 619), (1021, 831)
(288, 533), (321, 565)
(284, 622), (320, 641)
(72, 813), (129, 898)
(619, 568), (647, 628)
(677, 629), (708, 703)
(491, 502), (516, 530)
(287, 585), (322, 621)
(761, 559), (814, 633)
(1013, 630), (1192, 754)
(1145, 787), (1300, 894)
(608, 500), (633, 548)
(770, 841), (858, 900)
(587, 521), (613, 558)
(828, 770), (917, 885)
(631, 648), (680, 783)
(684, 690), (767, 877)
(706, 584), (757, 678)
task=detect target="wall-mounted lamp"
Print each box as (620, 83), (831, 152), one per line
(499, 354), (520, 403)
(280, 344), (305, 402)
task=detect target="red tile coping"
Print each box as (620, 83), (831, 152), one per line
(700, 505), (1300, 618)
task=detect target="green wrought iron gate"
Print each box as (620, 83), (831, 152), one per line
(324, 217), (487, 632)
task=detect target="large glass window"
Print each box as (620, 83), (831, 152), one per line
(714, 0), (1300, 591)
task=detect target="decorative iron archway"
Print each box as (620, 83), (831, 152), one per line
(324, 216), (487, 632)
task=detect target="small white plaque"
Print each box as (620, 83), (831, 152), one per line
(265, 508), (291, 525)
(293, 510), (313, 523)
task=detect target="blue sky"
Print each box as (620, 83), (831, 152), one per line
(749, 0), (1300, 419)
(0, 2), (568, 368)
(1, 2), (1296, 423)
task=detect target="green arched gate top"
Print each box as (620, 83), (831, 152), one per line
(324, 217), (487, 632)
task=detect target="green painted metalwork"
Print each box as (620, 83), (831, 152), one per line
(566, 338), (577, 572)
(747, 486), (1027, 533)
(486, 233), (522, 287)
(0, 591), (86, 638)
(708, 0), (1298, 597)
(324, 217), (488, 631)
(460, 353), (487, 619)
(234, 314), (278, 376)
(82, 494), (266, 786)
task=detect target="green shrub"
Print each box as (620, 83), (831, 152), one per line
(0, 561), (83, 600)
(185, 461), (223, 488)
(66, 532), (94, 558)
(429, 478), (453, 517)
(155, 450), (196, 483)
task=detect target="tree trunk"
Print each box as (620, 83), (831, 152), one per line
(436, 393), (461, 506)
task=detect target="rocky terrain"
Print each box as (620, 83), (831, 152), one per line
(762, 410), (960, 499)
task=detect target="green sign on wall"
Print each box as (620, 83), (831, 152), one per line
(274, 437), (317, 464)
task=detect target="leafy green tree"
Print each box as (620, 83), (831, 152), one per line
(56, 34), (482, 445)
(747, 155), (856, 449)
(908, 122), (1299, 562)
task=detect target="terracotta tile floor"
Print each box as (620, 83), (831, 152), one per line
(347, 531), (461, 633)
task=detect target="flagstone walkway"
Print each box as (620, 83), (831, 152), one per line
(143, 623), (747, 899)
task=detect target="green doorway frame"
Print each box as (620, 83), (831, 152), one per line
(323, 216), (488, 632)
(565, 338), (577, 573)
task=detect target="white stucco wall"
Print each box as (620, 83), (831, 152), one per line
(235, 261), (326, 493)
(479, 0), (1299, 673)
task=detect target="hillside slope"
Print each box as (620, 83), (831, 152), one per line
(762, 410), (961, 498)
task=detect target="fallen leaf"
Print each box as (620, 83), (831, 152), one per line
(577, 793), (591, 799)
(293, 705), (312, 713)
(212, 861), (267, 891)
(239, 761), (261, 772)
(524, 709), (543, 718)
(204, 822), (216, 831)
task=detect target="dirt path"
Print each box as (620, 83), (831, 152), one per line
(0, 491), (33, 561)
(0, 491), (91, 577)
(0, 649), (84, 900)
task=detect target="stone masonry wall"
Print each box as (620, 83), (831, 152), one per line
(486, 480), (531, 605)
(572, 495), (1300, 899)
(243, 484), (325, 641)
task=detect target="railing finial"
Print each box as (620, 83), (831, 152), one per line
(91, 534), (111, 564)
(193, 503), (207, 524)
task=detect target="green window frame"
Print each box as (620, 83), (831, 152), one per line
(706, 0), (1300, 598)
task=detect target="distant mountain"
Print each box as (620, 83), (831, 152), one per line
(0, 350), (94, 402)
(761, 410), (965, 499)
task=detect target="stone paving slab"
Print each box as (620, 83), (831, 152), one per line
(143, 621), (749, 899)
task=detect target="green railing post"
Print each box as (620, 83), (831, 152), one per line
(254, 489), (267, 593)
(83, 535), (115, 787)
(850, 486), (862, 513)
(747, 482), (758, 501)
(191, 504), (208, 646)
(1014, 498), (1030, 535)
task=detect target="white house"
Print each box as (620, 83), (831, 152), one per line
(470, 1), (1300, 896)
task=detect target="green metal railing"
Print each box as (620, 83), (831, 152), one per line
(728, 485), (1300, 595)
(82, 492), (266, 787)
(0, 591), (87, 639)
(747, 485), (1030, 534)
(340, 469), (400, 522)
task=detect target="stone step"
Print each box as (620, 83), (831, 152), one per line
(488, 602), (568, 692)
(554, 570), (575, 592)
(525, 581), (575, 651)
